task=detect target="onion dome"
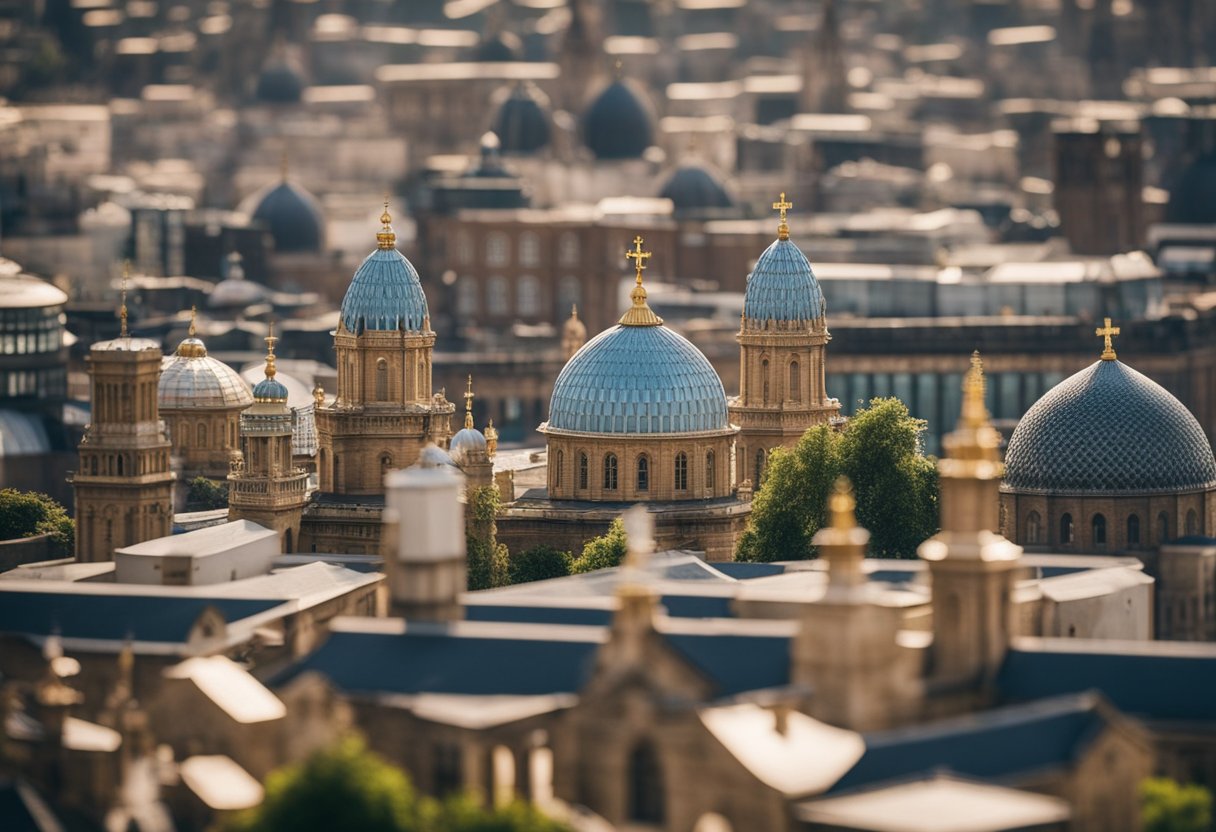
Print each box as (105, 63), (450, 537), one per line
(255, 42), (305, 104)
(493, 82), (551, 154)
(340, 205), (430, 335)
(658, 162), (734, 214)
(450, 375), (488, 466)
(240, 169), (325, 254)
(743, 194), (825, 324)
(252, 323), (289, 402)
(1005, 323), (1216, 494)
(545, 237), (729, 435)
(209, 252), (266, 309)
(583, 79), (654, 160)
(158, 308), (254, 410)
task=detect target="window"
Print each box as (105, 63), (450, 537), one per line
(197, 423), (207, 447)
(558, 232), (580, 266)
(1060, 513), (1074, 545)
(456, 231), (474, 265)
(1158, 512), (1170, 544)
(628, 742), (664, 824)
(674, 452), (688, 491)
(555, 450), (563, 488)
(636, 455), (649, 492)
(578, 452), (588, 490)
(705, 450), (715, 492)
(558, 276), (581, 315)
(1092, 513), (1106, 546)
(518, 275), (541, 316)
(375, 358), (388, 401)
(487, 276), (510, 315)
(456, 276), (479, 315)
(1127, 514), (1140, 545)
(603, 453), (618, 490)
(519, 232), (541, 266)
(1026, 511), (1041, 545)
(486, 232), (510, 266)
(1187, 509), (1199, 536)
(761, 359), (770, 404)
(789, 360), (801, 402)
(754, 448), (766, 486)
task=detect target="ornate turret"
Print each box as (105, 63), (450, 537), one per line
(450, 375), (493, 489)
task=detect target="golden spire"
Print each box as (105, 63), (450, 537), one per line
(485, 418), (498, 458)
(571, 303), (579, 320)
(376, 198), (396, 250)
(773, 192), (793, 240)
(812, 476), (869, 592)
(961, 350), (988, 429)
(620, 235), (663, 326)
(176, 305), (207, 357)
(829, 476), (857, 531)
(264, 321), (278, 379)
(188, 305), (197, 337)
(1095, 317), (1120, 361)
(939, 350), (1002, 469)
(120, 260), (130, 337)
(464, 374), (475, 430)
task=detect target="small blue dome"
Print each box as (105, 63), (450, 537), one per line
(243, 181), (325, 254)
(547, 325), (729, 434)
(743, 238), (825, 323)
(1005, 359), (1216, 494)
(340, 248), (430, 334)
(253, 376), (289, 401)
(659, 163), (734, 214)
(583, 80), (654, 160)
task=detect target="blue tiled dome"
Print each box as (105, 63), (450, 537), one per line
(253, 376), (289, 402)
(340, 248), (430, 334)
(547, 325), (729, 434)
(1005, 359), (1216, 494)
(743, 238), (825, 323)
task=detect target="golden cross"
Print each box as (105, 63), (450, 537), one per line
(625, 235), (651, 285)
(773, 192), (793, 239)
(1095, 317), (1120, 361)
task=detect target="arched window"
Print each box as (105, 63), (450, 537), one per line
(603, 453), (618, 490)
(559, 232), (580, 267)
(1127, 514), (1140, 546)
(636, 455), (649, 492)
(1186, 509), (1199, 536)
(578, 452), (588, 490)
(380, 453), (393, 476)
(1092, 514), (1106, 546)
(628, 742), (664, 824)
(789, 360), (801, 402)
(755, 448), (766, 486)
(1026, 511), (1041, 544)
(519, 232), (541, 267)
(1059, 513), (1073, 545)
(674, 452), (688, 491)
(705, 450), (715, 492)
(518, 275), (541, 316)
(761, 359), (770, 404)
(555, 450), (563, 488)
(375, 358), (388, 401)
(1158, 512), (1170, 544)
(486, 232), (510, 266)
(487, 276), (510, 315)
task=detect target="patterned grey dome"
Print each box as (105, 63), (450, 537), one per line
(159, 334), (254, 411)
(450, 427), (488, 465)
(1004, 359), (1216, 494)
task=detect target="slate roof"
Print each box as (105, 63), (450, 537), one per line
(828, 694), (1110, 794)
(1003, 359), (1216, 494)
(743, 238), (826, 324)
(339, 248), (431, 334)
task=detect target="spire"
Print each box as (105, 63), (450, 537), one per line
(188, 305), (197, 338)
(619, 235), (663, 326)
(464, 375), (475, 430)
(120, 260), (130, 337)
(264, 321), (278, 380)
(943, 351), (1002, 467)
(376, 198), (396, 250)
(812, 477), (869, 593)
(1095, 317), (1121, 361)
(175, 306), (207, 358)
(773, 192), (793, 241)
(961, 350), (988, 429)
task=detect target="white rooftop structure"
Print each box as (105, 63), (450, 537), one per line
(114, 520), (279, 586)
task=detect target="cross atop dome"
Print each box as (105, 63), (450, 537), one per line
(1096, 317), (1121, 361)
(626, 235), (650, 284)
(773, 192), (793, 240)
(620, 235), (662, 326)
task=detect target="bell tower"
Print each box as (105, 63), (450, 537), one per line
(72, 268), (175, 561)
(728, 195), (840, 487)
(228, 324), (310, 552)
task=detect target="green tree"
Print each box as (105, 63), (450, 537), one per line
(435, 795), (573, 832)
(508, 545), (573, 585)
(735, 398), (939, 562)
(186, 476), (229, 511)
(570, 518), (628, 574)
(0, 489), (74, 551)
(1142, 778), (1213, 832)
(467, 485), (510, 590)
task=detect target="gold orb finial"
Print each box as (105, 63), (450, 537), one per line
(829, 476), (856, 532)
(464, 374), (475, 430)
(1096, 317), (1120, 361)
(772, 192), (793, 240)
(120, 260), (130, 337)
(264, 321), (278, 379)
(620, 235), (663, 326)
(376, 197), (396, 250)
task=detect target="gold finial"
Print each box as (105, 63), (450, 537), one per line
(1096, 317), (1120, 361)
(485, 418), (498, 458)
(613, 59), (623, 79)
(188, 305), (197, 337)
(961, 350), (989, 428)
(571, 303), (578, 319)
(279, 149), (289, 181)
(620, 235), (663, 326)
(829, 476), (856, 531)
(264, 321), (278, 379)
(464, 374), (475, 430)
(772, 192), (793, 240)
(376, 197), (396, 250)
(120, 260), (130, 337)
(312, 383), (325, 407)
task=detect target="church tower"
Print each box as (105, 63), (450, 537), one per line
(228, 324), (309, 553)
(315, 204), (455, 496)
(728, 195), (840, 487)
(72, 273), (174, 561)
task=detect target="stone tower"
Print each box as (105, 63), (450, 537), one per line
(800, 0), (847, 114)
(315, 204), (455, 495)
(562, 304), (588, 361)
(919, 353), (1023, 691)
(228, 325), (309, 553)
(1053, 122), (1143, 256)
(72, 280), (174, 561)
(383, 464), (466, 621)
(557, 0), (604, 113)
(728, 195), (840, 487)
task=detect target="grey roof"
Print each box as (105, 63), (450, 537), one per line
(1003, 359), (1216, 494)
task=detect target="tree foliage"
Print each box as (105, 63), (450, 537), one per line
(0, 488), (74, 551)
(508, 545), (573, 585)
(735, 398), (939, 562)
(467, 485), (510, 590)
(186, 476), (229, 511)
(223, 735), (572, 832)
(1142, 778), (1213, 832)
(570, 518), (628, 574)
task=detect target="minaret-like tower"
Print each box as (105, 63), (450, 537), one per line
(228, 324), (309, 552)
(72, 267), (175, 561)
(920, 353), (1023, 691)
(562, 304), (588, 360)
(728, 195), (840, 487)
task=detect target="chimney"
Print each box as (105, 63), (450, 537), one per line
(383, 465), (467, 621)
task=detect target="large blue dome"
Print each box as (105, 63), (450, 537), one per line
(743, 238), (825, 323)
(546, 325), (729, 434)
(340, 248), (430, 334)
(583, 80), (654, 160)
(1004, 359), (1216, 494)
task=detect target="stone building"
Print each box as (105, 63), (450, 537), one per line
(1053, 121), (1144, 256)
(71, 290), (174, 562)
